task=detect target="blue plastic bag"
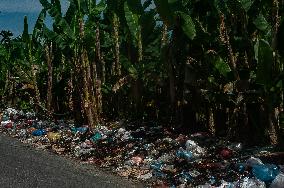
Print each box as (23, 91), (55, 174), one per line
(32, 129), (46, 136)
(252, 164), (279, 182)
(91, 132), (102, 142)
(176, 148), (193, 161)
(71, 127), (88, 134)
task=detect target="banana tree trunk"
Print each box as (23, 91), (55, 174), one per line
(208, 107), (216, 136)
(161, 24), (176, 120)
(112, 13), (121, 76)
(272, 0), (280, 51)
(131, 27), (143, 117)
(8, 74), (14, 106)
(101, 53), (106, 84)
(95, 26), (103, 115)
(137, 27), (143, 62)
(2, 70), (10, 105)
(45, 43), (54, 115)
(79, 19), (98, 128)
(67, 66), (74, 112)
(219, 14), (239, 80)
(161, 24), (168, 48)
(168, 46), (176, 121)
(267, 106), (280, 146)
(72, 57), (84, 125)
(31, 65), (41, 113)
(270, 0), (283, 146)
(82, 49), (98, 128)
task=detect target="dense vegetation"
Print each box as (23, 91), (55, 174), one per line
(0, 0), (284, 147)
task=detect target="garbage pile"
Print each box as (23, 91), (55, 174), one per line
(1, 108), (284, 187)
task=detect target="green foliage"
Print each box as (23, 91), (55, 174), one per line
(178, 12), (196, 40)
(153, 0), (174, 25)
(238, 0), (254, 12)
(22, 16), (30, 43)
(255, 39), (273, 87)
(1, 0), (284, 145)
(126, 0), (143, 14)
(33, 10), (46, 40)
(213, 56), (231, 78)
(253, 14), (269, 32)
(124, 1), (140, 43)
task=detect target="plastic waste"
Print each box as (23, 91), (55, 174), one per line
(131, 156), (143, 165)
(1, 115), (9, 121)
(90, 132), (102, 143)
(217, 180), (236, 188)
(25, 112), (36, 118)
(150, 162), (163, 171)
(47, 132), (61, 142)
(26, 119), (34, 126)
(176, 147), (193, 161)
(238, 177), (266, 188)
(270, 173), (284, 188)
(188, 170), (200, 178)
(27, 127), (37, 134)
(252, 164), (279, 182)
(209, 176), (216, 185)
(233, 142), (242, 150)
(138, 172), (153, 180)
(17, 129), (27, 138)
(152, 170), (166, 178)
(246, 157), (263, 166)
(1, 107), (284, 188)
(185, 139), (198, 149)
(32, 129), (46, 136)
(162, 164), (176, 173)
(195, 184), (211, 188)
(220, 148), (233, 159)
(115, 128), (132, 141)
(157, 153), (175, 163)
(71, 127), (88, 134)
(4, 122), (13, 129)
(178, 171), (192, 183)
(74, 146), (94, 158)
(1, 120), (12, 127)
(5, 108), (18, 115)
(80, 140), (93, 149)
(236, 163), (246, 173)
(185, 139), (206, 157)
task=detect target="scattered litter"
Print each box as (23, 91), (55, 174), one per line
(0, 107), (283, 187)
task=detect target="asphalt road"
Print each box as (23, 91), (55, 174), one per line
(0, 134), (144, 188)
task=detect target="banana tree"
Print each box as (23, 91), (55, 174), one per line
(107, 0), (162, 117)
(0, 31), (13, 105)
(84, 0), (107, 115)
(39, 0), (107, 127)
(20, 16), (44, 113)
(153, 0), (197, 124)
(32, 9), (55, 115)
(0, 34), (22, 107)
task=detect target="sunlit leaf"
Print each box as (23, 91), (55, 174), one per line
(214, 56), (231, 77)
(124, 1), (139, 42)
(238, 0), (254, 12)
(178, 12), (196, 40)
(253, 14), (269, 31)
